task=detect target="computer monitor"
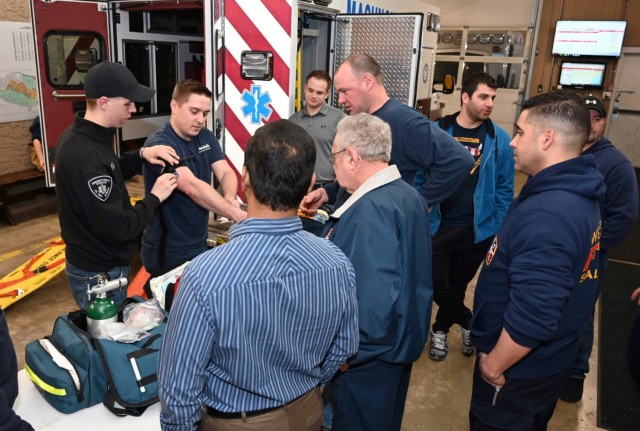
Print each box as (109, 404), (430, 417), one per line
(558, 62), (606, 89)
(552, 20), (626, 57)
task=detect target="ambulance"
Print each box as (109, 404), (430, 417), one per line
(30, 0), (442, 186)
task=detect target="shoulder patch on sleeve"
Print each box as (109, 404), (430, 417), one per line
(485, 236), (498, 266)
(88, 175), (113, 201)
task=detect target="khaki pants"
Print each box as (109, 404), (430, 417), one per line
(199, 387), (322, 431)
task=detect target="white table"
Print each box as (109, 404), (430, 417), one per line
(14, 369), (162, 430)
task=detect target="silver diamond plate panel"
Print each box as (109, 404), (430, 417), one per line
(335, 16), (419, 105)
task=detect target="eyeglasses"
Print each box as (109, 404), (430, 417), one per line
(327, 149), (346, 164)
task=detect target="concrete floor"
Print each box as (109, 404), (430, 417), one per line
(0, 188), (605, 430)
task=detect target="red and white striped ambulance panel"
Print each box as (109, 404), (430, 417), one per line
(219, 0), (296, 178)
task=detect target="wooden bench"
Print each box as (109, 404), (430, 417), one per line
(0, 169), (46, 226)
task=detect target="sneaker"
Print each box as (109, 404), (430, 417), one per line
(460, 327), (474, 356)
(429, 331), (448, 361)
(560, 377), (584, 403)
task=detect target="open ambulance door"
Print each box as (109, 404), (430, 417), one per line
(30, 0), (111, 186)
(296, 9), (432, 110)
(331, 13), (427, 108)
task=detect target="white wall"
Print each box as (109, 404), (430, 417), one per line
(328, 0), (536, 27)
(330, 0), (438, 14)
(432, 0), (536, 28)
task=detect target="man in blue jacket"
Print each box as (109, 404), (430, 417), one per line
(324, 114), (432, 431)
(417, 72), (514, 362)
(561, 95), (639, 402)
(469, 92), (605, 430)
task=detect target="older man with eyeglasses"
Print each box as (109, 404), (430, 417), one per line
(321, 113), (432, 431)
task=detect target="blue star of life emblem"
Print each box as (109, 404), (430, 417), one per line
(240, 85), (273, 125)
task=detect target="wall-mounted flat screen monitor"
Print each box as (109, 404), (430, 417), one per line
(559, 62), (606, 88)
(552, 20), (626, 57)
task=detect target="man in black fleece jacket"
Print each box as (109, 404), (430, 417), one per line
(55, 61), (178, 309)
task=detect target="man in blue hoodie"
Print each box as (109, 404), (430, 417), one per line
(469, 92), (605, 431)
(561, 95), (639, 402)
(420, 72), (514, 362)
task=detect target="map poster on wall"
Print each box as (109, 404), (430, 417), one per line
(0, 21), (38, 123)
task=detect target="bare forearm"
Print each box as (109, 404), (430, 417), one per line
(481, 328), (531, 384)
(187, 180), (239, 216)
(217, 171), (239, 202)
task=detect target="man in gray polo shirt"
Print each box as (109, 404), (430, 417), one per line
(290, 70), (345, 187)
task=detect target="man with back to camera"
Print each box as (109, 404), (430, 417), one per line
(323, 113), (432, 431)
(560, 95), (639, 402)
(289, 69), (345, 187)
(141, 79), (246, 277)
(157, 119), (359, 431)
(55, 61), (178, 309)
(416, 72), (514, 362)
(469, 92), (605, 430)
(300, 53), (474, 213)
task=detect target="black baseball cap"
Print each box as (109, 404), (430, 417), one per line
(84, 61), (155, 103)
(584, 95), (606, 117)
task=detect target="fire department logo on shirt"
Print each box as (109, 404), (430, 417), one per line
(485, 236), (498, 266)
(88, 175), (112, 202)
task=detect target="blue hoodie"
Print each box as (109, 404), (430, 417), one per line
(583, 136), (638, 251)
(470, 155), (605, 379)
(418, 113), (515, 242)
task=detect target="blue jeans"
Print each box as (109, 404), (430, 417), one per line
(65, 261), (129, 309)
(141, 239), (206, 277)
(571, 255), (608, 379)
(322, 382), (334, 429)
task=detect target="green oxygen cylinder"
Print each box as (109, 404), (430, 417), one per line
(86, 292), (118, 338)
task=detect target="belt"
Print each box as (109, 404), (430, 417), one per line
(204, 390), (311, 420)
(205, 404), (281, 420)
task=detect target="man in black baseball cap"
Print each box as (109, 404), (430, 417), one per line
(55, 60), (180, 309)
(84, 61), (155, 103)
(583, 95), (606, 118)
